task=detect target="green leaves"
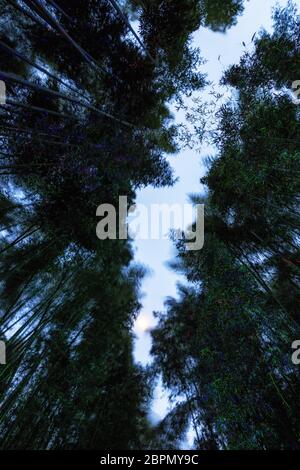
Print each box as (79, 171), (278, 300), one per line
(151, 1), (300, 450)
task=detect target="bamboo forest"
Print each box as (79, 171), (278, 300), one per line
(0, 0), (300, 457)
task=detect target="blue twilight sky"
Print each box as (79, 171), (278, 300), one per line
(132, 0), (293, 426)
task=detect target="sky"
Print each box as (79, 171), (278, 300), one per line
(132, 0), (293, 435)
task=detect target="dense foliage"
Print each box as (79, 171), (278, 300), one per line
(0, 0), (246, 449)
(152, 1), (300, 449)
